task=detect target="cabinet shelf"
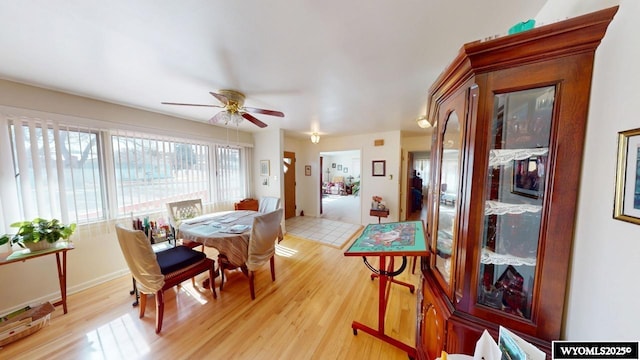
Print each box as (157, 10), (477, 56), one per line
(481, 248), (536, 266)
(488, 148), (549, 167)
(485, 200), (542, 215)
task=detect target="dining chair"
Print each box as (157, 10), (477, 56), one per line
(115, 224), (217, 334)
(166, 199), (205, 251)
(234, 198), (259, 211)
(219, 208), (283, 300)
(258, 196), (280, 213)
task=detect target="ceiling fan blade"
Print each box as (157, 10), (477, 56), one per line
(242, 113), (268, 128)
(243, 107), (285, 117)
(161, 102), (223, 108)
(209, 91), (229, 105)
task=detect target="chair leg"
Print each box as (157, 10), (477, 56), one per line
(209, 263), (217, 299)
(139, 293), (147, 318)
(270, 256), (276, 281)
(219, 267), (225, 290)
(155, 290), (164, 334)
(249, 271), (256, 300)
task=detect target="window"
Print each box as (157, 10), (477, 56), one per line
(215, 145), (246, 203)
(1, 113), (253, 230)
(111, 133), (210, 217)
(414, 158), (430, 185)
(7, 119), (105, 224)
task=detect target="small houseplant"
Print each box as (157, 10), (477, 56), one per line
(0, 218), (76, 251)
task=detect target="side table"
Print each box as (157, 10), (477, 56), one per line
(370, 208), (389, 224)
(0, 242), (74, 314)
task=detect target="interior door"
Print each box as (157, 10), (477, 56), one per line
(283, 151), (296, 219)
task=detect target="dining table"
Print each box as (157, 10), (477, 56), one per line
(178, 210), (282, 267)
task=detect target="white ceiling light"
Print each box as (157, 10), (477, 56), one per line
(310, 133), (320, 144)
(416, 116), (431, 128)
(212, 111), (244, 126)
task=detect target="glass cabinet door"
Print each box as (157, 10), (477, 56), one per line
(434, 111), (462, 285)
(476, 86), (554, 319)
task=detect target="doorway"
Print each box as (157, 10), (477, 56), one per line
(319, 150), (361, 224)
(407, 151), (429, 219)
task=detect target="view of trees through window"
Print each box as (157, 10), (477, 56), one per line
(112, 135), (210, 216)
(9, 123), (104, 223)
(6, 119), (249, 225)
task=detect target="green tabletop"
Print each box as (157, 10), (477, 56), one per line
(1, 241), (74, 264)
(344, 221), (428, 257)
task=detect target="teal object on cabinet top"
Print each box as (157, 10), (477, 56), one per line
(508, 19), (536, 35)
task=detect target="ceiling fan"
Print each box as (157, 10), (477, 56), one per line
(162, 89), (284, 128)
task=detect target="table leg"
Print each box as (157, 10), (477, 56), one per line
(52, 251), (68, 314)
(352, 255), (416, 358)
(370, 257), (415, 293)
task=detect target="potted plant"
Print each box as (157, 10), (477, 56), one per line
(351, 180), (360, 196)
(0, 218), (76, 251)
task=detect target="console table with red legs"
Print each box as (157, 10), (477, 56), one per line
(344, 221), (427, 359)
(0, 242), (74, 314)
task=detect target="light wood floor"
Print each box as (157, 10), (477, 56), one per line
(1, 234), (420, 360)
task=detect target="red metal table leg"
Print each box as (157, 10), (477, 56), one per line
(352, 255), (416, 358)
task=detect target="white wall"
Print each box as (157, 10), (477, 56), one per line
(253, 129), (284, 200)
(287, 131), (402, 225)
(536, 0), (640, 340)
(322, 151), (360, 183)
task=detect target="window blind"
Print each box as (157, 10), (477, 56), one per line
(3, 116), (105, 225)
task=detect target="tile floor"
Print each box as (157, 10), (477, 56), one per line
(285, 216), (363, 249)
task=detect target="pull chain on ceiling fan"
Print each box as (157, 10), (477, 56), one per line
(162, 89), (284, 128)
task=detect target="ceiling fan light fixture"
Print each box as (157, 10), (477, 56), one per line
(163, 89), (283, 129)
(213, 110), (243, 126)
(417, 115), (431, 128)
(310, 133), (320, 144)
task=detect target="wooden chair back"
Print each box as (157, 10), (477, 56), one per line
(234, 198), (259, 211)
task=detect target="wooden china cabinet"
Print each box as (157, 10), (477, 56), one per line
(416, 7), (617, 359)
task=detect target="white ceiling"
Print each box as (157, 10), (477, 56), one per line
(0, 1), (546, 139)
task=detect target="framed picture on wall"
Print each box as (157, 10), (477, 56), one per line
(305, 165), (311, 176)
(337, 164), (343, 171)
(332, 163), (336, 168)
(260, 160), (270, 177)
(614, 128), (640, 224)
(372, 160), (385, 176)
(343, 167), (348, 173)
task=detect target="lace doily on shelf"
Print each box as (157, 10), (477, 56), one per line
(481, 249), (536, 266)
(485, 200), (542, 215)
(488, 148), (549, 167)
